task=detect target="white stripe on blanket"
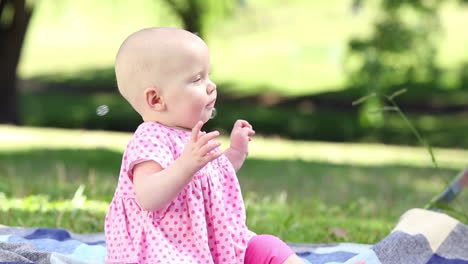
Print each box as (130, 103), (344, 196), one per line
(393, 208), (459, 251)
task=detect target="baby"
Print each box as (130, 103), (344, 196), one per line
(105, 27), (306, 264)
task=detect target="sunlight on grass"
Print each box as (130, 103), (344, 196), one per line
(0, 125), (130, 152)
(250, 137), (468, 169)
(0, 193), (108, 213)
(2, 125), (467, 169)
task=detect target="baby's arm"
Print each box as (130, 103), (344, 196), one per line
(133, 121), (222, 211)
(224, 120), (255, 172)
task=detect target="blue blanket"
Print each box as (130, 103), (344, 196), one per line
(0, 209), (467, 264)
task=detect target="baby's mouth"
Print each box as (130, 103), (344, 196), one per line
(207, 99), (216, 109)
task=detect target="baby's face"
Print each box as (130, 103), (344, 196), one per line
(157, 36), (217, 130)
(115, 28), (217, 130)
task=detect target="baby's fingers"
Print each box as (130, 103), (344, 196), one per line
(202, 151), (223, 165)
(197, 131), (220, 147)
(240, 126), (255, 137)
(233, 119), (252, 130)
(197, 131), (206, 140)
(199, 141), (222, 157)
(191, 121), (204, 142)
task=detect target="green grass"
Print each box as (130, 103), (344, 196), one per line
(1, 125), (466, 243)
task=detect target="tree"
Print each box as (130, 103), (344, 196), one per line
(0, 0), (236, 125)
(0, 0), (33, 124)
(346, 0), (468, 127)
(161, 0), (235, 39)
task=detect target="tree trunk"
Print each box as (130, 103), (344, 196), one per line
(183, 12), (203, 38)
(0, 0), (33, 124)
(161, 0), (204, 39)
(182, 0), (202, 37)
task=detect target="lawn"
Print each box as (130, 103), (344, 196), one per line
(1, 125), (466, 244)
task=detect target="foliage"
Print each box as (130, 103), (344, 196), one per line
(348, 0), (445, 90)
(346, 0), (468, 127)
(161, 0), (236, 38)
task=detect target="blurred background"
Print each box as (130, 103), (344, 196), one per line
(1, 0), (467, 244)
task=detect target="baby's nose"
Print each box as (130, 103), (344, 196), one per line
(207, 80), (217, 94)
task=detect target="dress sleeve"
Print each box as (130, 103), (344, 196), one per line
(124, 129), (174, 182)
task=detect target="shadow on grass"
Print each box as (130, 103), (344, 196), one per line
(1, 148), (464, 214)
(20, 91), (468, 148)
(0, 148), (122, 200)
(239, 158), (461, 214)
(22, 68), (468, 110)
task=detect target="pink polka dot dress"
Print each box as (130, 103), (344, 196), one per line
(105, 122), (255, 264)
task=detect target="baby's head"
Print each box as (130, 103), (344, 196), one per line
(115, 27), (217, 130)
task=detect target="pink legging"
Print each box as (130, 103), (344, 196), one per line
(244, 235), (296, 264)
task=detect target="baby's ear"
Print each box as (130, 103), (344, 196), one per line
(144, 87), (166, 112)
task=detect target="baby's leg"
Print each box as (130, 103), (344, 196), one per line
(281, 253), (306, 264)
(282, 255), (366, 264)
(244, 234), (365, 264)
(244, 234), (296, 264)
(282, 254), (366, 264)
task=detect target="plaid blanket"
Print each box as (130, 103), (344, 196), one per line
(0, 208), (466, 264)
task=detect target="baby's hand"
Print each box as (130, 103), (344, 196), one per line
(230, 120), (255, 156)
(179, 121), (223, 174)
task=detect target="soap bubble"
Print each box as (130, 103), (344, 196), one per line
(210, 108), (217, 119)
(96, 105), (109, 116)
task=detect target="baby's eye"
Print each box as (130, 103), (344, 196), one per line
(193, 76), (202, 83)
